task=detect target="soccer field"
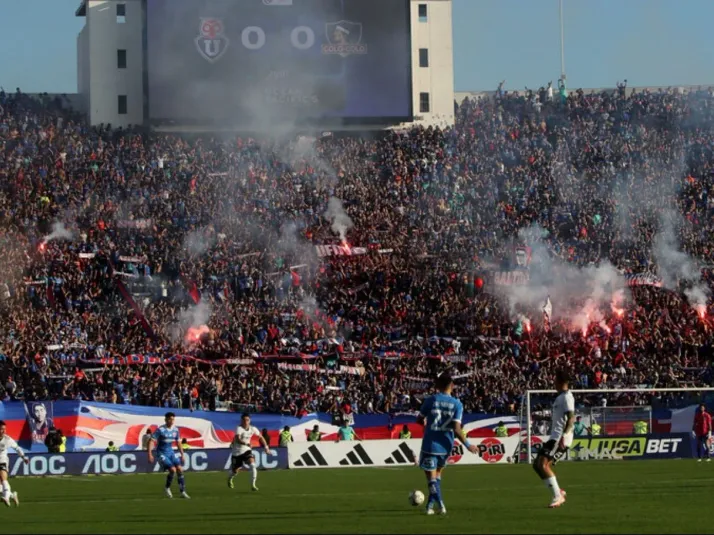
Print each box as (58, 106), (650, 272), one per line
(2, 460), (712, 534)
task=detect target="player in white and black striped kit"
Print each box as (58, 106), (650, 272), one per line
(227, 414), (271, 492)
(0, 420), (30, 507)
(533, 370), (575, 508)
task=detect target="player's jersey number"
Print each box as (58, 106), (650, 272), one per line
(430, 409), (454, 432)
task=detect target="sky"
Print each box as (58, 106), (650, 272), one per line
(1, 0), (713, 93)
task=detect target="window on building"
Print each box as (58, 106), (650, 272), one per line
(116, 3), (126, 23)
(118, 95), (128, 115)
(117, 49), (127, 69)
(418, 4), (427, 22)
(419, 92), (430, 113)
(419, 48), (429, 68)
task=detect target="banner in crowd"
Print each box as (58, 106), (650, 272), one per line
(524, 433), (691, 462)
(0, 402), (699, 455)
(25, 401), (54, 445)
(315, 244), (368, 258)
(0, 402), (522, 453)
(490, 270), (529, 286)
(287, 436), (519, 469)
(3, 448), (287, 477)
(276, 362), (365, 376)
(624, 273), (663, 287)
(78, 355), (255, 366)
(116, 219), (153, 230)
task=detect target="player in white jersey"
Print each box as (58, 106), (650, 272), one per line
(0, 420), (30, 507)
(533, 370), (575, 508)
(227, 414), (271, 492)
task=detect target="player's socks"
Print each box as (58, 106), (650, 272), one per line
(0, 484), (9, 507)
(544, 476), (561, 499)
(178, 474), (186, 493)
(250, 464), (258, 489)
(435, 478), (446, 512)
(166, 471), (175, 489)
(228, 474), (235, 488)
(426, 478), (438, 509)
(1, 481), (11, 501)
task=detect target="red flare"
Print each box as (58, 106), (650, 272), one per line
(695, 304), (706, 320)
(186, 325), (210, 343)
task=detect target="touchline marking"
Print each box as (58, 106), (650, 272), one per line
(23, 478), (714, 506)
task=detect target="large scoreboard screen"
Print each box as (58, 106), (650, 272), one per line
(146, 0), (413, 124)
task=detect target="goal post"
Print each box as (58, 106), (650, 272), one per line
(520, 387), (714, 464)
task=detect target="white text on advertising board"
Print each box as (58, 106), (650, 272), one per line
(11, 455), (66, 476)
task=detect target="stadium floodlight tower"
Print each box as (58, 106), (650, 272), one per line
(559, 0), (566, 83)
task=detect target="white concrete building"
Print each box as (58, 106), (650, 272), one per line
(76, 0), (145, 127)
(409, 0), (455, 127)
(75, 0), (455, 128)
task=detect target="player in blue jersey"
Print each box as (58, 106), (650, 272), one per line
(148, 412), (190, 499)
(417, 372), (478, 515)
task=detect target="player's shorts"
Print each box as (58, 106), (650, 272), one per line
(537, 439), (568, 464)
(157, 453), (182, 471)
(231, 450), (254, 471)
(419, 451), (448, 471)
(0, 462), (7, 474)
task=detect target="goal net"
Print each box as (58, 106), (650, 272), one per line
(517, 387), (714, 463)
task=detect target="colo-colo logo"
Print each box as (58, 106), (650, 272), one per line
(10, 451), (280, 476)
(569, 437), (682, 460)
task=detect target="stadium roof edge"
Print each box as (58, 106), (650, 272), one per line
(76, 0), (86, 17)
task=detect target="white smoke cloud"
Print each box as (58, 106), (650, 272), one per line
(323, 197), (353, 242)
(183, 227), (216, 258)
(497, 224), (627, 333)
(170, 301), (213, 344)
(653, 209), (710, 309)
(42, 222), (74, 243)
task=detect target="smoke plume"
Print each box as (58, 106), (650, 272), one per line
(42, 222), (74, 243)
(323, 197), (353, 241)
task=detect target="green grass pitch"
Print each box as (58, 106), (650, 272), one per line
(2, 460), (712, 534)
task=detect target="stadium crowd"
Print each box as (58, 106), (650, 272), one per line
(1, 84), (714, 417)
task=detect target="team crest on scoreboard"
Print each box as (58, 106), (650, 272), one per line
(195, 18), (229, 63)
(322, 20), (368, 57)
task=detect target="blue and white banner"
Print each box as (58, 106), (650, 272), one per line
(5, 448), (287, 477)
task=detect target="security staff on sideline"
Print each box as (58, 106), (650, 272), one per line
(495, 421), (508, 437)
(633, 420), (648, 435)
(279, 426), (294, 447)
(308, 425), (323, 441)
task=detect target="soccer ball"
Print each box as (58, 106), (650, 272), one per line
(409, 490), (425, 506)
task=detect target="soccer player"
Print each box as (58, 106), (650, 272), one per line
(227, 414), (271, 492)
(0, 420), (30, 507)
(147, 412), (190, 499)
(533, 369), (574, 508)
(692, 403), (712, 462)
(417, 372), (478, 515)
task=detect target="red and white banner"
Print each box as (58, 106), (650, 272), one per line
(315, 244), (368, 258)
(277, 362), (364, 376)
